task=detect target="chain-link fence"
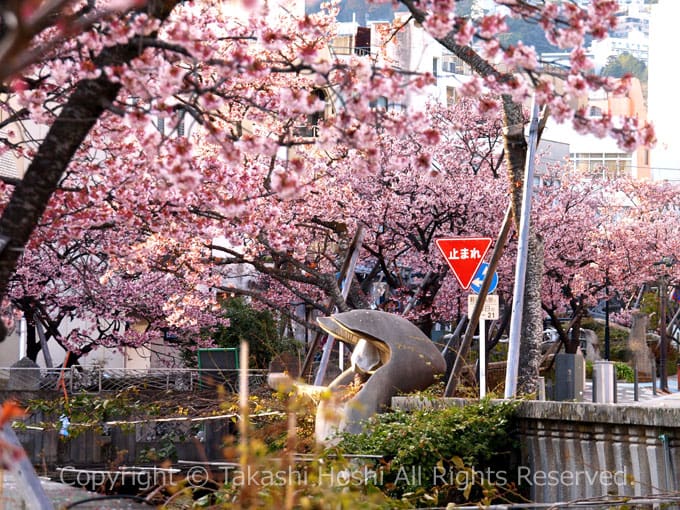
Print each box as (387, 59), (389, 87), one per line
(0, 366), (268, 393)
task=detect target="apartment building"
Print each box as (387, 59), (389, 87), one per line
(543, 77), (651, 181)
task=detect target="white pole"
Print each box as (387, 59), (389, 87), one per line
(314, 336), (334, 386)
(19, 314), (27, 359)
(480, 318), (486, 399)
(239, 340), (249, 445)
(504, 96), (540, 399)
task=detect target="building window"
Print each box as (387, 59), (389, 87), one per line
(155, 111), (186, 137)
(355, 27), (370, 56)
(441, 54), (472, 76)
(332, 35), (353, 55)
(177, 111), (186, 136)
(588, 106), (603, 118)
(370, 96), (389, 110)
(446, 86), (457, 107)
(294, 89), (327, 138)
(570, 151), (632, 179)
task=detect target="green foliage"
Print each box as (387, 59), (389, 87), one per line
(207, 457), (413, 509)
(614, 362), (635, 383)
(640, 291), (659, 330)
(137, 421), (203, 462)
(209, 297), (300, 368)
(189, 410), (412, 510)
(335, 399), (519, 506)
(585, 360), (593, 379)
(601, 52), (648, 82)
(610, 343), (633, 363)
(138, 438), (179, 463)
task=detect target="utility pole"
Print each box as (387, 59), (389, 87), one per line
(313, 225), (364, 386)
(300, 225), (364, 380)
(504, 97), (540, 399)
(444, 206), (511, 397)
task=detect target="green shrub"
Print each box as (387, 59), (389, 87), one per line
(614, 362), (635, 383)
(335, 399), (519, 506)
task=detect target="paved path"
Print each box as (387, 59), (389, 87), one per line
(2, 473), (149, 509)
(582, 374), (680, 406)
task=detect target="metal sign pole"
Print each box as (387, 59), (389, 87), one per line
(444, 206), (512, 398)
(480, 318), (486, 399)
(314, 226), (364, 386)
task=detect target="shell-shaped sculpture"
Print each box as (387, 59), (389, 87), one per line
(314, 310), (446, 443)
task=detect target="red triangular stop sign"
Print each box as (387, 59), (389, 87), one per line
(435, 238), (492, 289)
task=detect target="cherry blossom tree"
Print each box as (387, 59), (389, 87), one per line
(396, 0), (655, 223)
(3, 91), (511, 363)
(208, 99), (511, 337)
(0, 0), (185, 342)
(0, 0), (427, 351)
(389, 0), (657, 394)
(532, 167), (680, 355)
(0, 0), (666, 391)
(534, 167), (620, 354)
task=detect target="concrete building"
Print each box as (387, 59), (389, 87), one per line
(590, 29), (649, 70)
(328, 4), (654, 185)
(330, 11), (476, 113)
(543, 78), (651, 181)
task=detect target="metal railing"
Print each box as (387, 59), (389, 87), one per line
(0, 367), (268, 393)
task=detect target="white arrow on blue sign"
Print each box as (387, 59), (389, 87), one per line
(469, 262), (498, 294)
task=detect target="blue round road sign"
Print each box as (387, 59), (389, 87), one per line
(469, 262), (498, 294)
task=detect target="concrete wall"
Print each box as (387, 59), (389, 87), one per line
(516, 401), (678, 502)
(392, 397), (680, 503)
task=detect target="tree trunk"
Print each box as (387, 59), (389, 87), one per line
(26, 322), (39, 361)
(629, 311), (653, 380)
(565, 298), (586, 354)
(517, 230), (544, 395)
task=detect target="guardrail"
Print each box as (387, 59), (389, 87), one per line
(0, 367), (269, 393)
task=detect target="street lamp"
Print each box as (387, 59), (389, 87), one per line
(604, 276), (610, 361)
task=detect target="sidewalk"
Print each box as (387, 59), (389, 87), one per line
(582, 374), (680, 406)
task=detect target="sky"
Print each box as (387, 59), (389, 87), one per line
(647, 0), (680, 180)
